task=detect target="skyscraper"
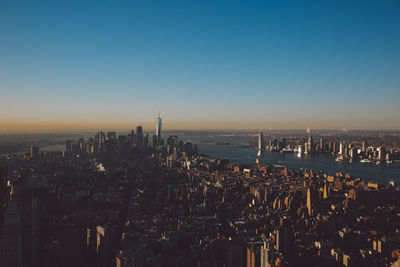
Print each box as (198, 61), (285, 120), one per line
(377, 146), (384, 160)
(307, 188), (312, 216)
(257, 132), (264, 151)
(257, 132), (264, 157)
(339, 142), (343, 155)
(156, 113), (162, 145)
(94, 131), (106, 152)
(307, 136), (313, 154)
(136, 126), (143, 147)
(362, 141), (367, 152)
(167, 135), (179, 148)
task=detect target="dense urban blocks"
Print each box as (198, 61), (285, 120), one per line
(0, 126), (399, 267)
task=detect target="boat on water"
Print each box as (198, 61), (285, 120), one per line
(387, 160), (393, 164)
(376, 161), (381, 165)
(360, 159), (371, 163)
(335, 157), (344, 162)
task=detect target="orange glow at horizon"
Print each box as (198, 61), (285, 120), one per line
(0, 118), (399, 132)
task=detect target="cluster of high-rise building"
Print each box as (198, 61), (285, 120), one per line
(65, 116), (164, 156)
(65, 127), (151, 155)
(1, 121), (400, 267)
(260, 133), (396, 164)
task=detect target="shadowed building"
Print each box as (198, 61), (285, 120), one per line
(136, 126), (144, 147)
(226, 241), (243, 267)
(31, 198), (39, 266)
(96, 225), (111, 267)
(1, 201), (22, 267)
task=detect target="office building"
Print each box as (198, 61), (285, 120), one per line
(307, 188), (312, 216)
(30, 146), (39, 159)
(136, 126), (143, 147)
(156, 114), (162, 145)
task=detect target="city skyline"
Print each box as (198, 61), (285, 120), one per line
(1, 1), (400, 131)
(1, 117), (399, 266)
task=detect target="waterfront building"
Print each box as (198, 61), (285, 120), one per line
(256, 132), (265, 160)
(257, 132), (264, 157)
(307, 136), (313, 153)
(339, 142), (344, 155)
(362, 141), (367, 152)
(350, 147), (357, 159)
(257, 132), (264, 151)
(377, 147), (384, 160)
(281, 138), (287, 148)
(30, 146), (39, 159)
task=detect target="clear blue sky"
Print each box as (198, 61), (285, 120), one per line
(1, 0), (400, 130)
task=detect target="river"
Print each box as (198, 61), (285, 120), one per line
(180, 135), (400, 183)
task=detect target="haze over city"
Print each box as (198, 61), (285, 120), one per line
(1, 0), (400, 131)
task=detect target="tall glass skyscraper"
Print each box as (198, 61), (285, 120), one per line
(156, 114), (162, 144)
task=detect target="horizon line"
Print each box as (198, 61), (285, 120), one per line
(1, 128), (400, 134)
(0, 119), (399, 133)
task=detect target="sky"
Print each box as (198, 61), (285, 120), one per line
(1, 0), (400, 131)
